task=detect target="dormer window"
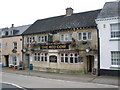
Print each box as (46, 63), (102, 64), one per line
(5, 31), (9, 36)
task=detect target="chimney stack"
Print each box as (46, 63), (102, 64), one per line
(11, 24), (14, 28)
(66, 7), (73, 16)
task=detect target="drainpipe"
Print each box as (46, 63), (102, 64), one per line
(96, 26), (100, 76)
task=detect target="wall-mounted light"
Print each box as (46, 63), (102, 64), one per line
(85, 47), (91, 53)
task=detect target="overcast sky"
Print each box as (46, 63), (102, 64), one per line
(0, 0), (115, 28)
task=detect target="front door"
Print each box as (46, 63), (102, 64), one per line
(87, 55), (94, 72)
(4, 55), (9, 67)
(25, 54), (30, 67)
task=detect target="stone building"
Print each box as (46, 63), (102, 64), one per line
(0, 24), (30, 67)
(22, 8), (101, 74)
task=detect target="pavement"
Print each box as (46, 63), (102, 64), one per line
(1, 67), (119, 86)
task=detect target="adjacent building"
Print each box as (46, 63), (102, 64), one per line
(0, 24), (30, 67)
(96, 1), (120, 76)
(22, 8), (101, 74)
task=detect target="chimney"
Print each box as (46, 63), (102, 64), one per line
(11, 24), (14, 28)
(66, 7), (73, 16)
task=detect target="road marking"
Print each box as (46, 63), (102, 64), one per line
(2, 72), (118, 88)
(2, 82), (27, 90)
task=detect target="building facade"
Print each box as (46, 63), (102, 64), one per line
(0, 24), (30, 67)
(96, 1), (120, 76)
(22, 8), (101, 74)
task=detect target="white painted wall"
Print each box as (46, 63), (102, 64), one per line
(96, 17), (120, 70)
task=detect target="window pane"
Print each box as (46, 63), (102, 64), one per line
(88, 32), (92, 40)
(65, 57), (68, 63)
(78, 33), (82, 40)
(75, 58), (78, 63)
(45, 36), (47, 42)
(61, 57), (64, 62)
(111, 51), (120, 65)
(13, 42), (17, 49)
(70, 57), (73, 63)
(27, 37), (29, 43)
(65, 34), (68, 41)
(83, 33), (87, 40)
(61, 34), (64, 41)
(111, 24), (120, 31)
(111, 23), (120, 38)
(38, 53), (40, 61)
(69, 33), (73, 41)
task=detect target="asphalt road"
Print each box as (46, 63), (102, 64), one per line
(2, 72), (118, 89)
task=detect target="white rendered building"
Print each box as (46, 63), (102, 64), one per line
(96, 1), (120, 76)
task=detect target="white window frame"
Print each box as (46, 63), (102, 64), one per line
(38, 35), (47, 43)
(13, 42), (17, 50)
(60, 33), (73, 41)
(111, 51), (120, 68)
(34, 53), (47, 62)
(27, 37), (35, 43)
(78, 32), (92, 41)
(60, 53), (68, 63)
(60, 53), (78, 64)
(110, 23), (120, 39)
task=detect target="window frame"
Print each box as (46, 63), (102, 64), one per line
(60, 33), (73, 41)
(111, 51), (120, 68)
(60, 53), (78, 64)
(78, 32), (92, 41)
(34, 53), (47, 62)
(13, 42), (17, 50)
(110, 23), (120, 39)
(27, 36), (35, 43)
(38, 35), (48, 43)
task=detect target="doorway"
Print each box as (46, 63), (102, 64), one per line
(25, 54), (30, 67)
(87, 55), (94, 72)
(49, 55), (57, 63)
(4, 55), (9, 67)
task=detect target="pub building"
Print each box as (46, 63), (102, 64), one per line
(22, 8), (101, 74)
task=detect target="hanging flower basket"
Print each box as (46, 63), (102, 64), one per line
(12, 49), (17, 53)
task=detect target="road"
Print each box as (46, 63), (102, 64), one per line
(2, 72), (118, 88)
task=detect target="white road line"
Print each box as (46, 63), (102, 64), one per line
(2, 82), (27, 90)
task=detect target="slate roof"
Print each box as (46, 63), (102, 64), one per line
(22, 9), (101, 35)
(0, 24), (31, 38)
(10, 24), (31, 35)
(97, 1), (120, 19)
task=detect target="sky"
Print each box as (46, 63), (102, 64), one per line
(0, 0), (115, 28)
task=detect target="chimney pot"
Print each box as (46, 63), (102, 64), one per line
(11, 24), (14, 28)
